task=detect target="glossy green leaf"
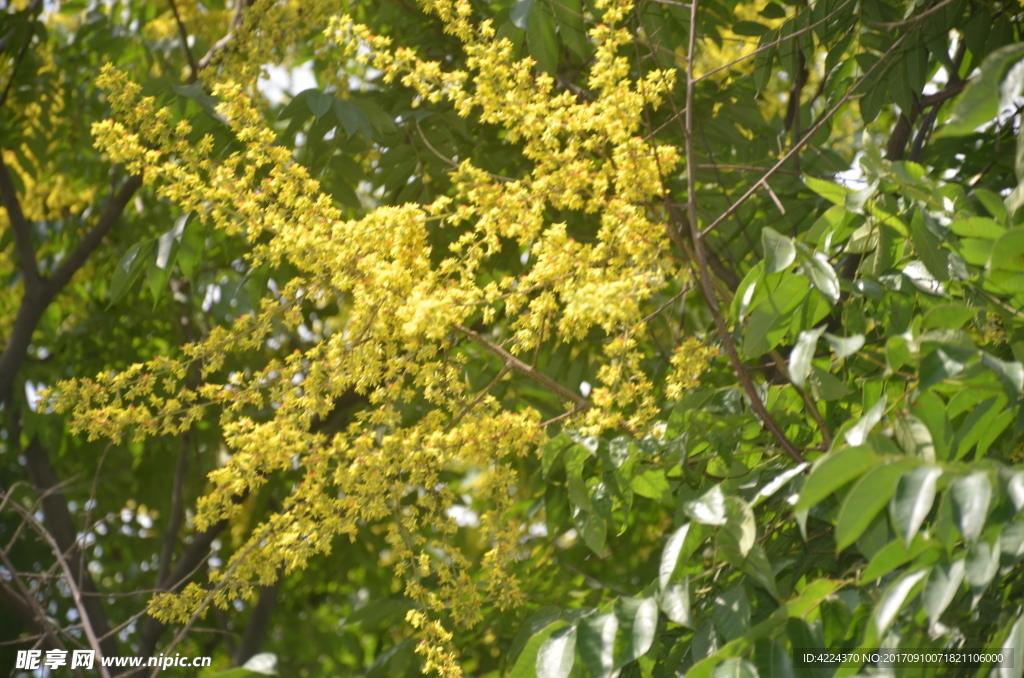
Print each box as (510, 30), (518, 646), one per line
(659, 578), (692, 627)
(577, 613), (617, 678)
(843, 394), (887, 447)
(659, 523), (691, 589)
(835, 459), (918, 551)
(743, 274), (810, 357)
(874, 568), (929, 634)
(630, 468), (672, 504)
(938, 43), (1024, 137)
(923, 557), (965, 627)
(306, 90), (334, 120)
(951, 472), (992, 542)
(788, 326), (824, 389)
(762, 227), (796, 274)
(890, 466), (942, 546)
(822, 332), (864, 359)
(684, 485), (727, 525)
(526, 2), (557, 75)
(894, 412), (936, 461)
(950, 216), (1006, 239)
(711, 658), (760, 678)
(110, 239), (155, 304)
(998, 613), (1024, 678)
(510, 0), (534, 29)
(509, 619), (571, 678)
(615, 595), (658, 666)
(713, 587), (751, 641)
(861, 534), (931, 582)
(795, 445), (877, 513)
(802, 252), (840, 305)
(965, 533), (1001, 592)
(536, 624), (577, 678)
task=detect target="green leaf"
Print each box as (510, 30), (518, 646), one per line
(509, 608), (564, 668)
(537, 625), (577, 678)
(998, 613), (1024, 678)
(835, 459), (918, 551)
(965, 533), (1000, 592)
(874, 568), (929, 635)
(278, 89), (312, 121)
(177, 217), (204, 279)
(762, 227), (796, 274)
(552, 0), (588, 57)
(951, 472), (992, 543)
(732, 21), (769, 36)
(713, 587), (751, 642)
(919, 347), (965, 391)
(923, 557), (965, 627)
(630, 468), (672, 504)
(795, 445), (877, 513)
(938, 43), (1024, 137)
(981, 352), (1024, 397)
(803, 175), (849, 206)
(861, 534), (931, 582)
(894, 412), (936, 462)
(578, 613), (617, 678)
(110, 239), (155, 304)
(333, 98), (371, 138)
(950, 216), (1006, 239)
(614, 595), (658, 666)
(808, 365), (851, 401)
(171, 81), (223, 121)
(751, 464), (808, 508)
(510, 0), (534, 29)
(526, 2), (557, 75)
(921, 303), (977, 330)
(659, 523), (691, 589)
(711, 658), (759, 678)
(843, 394), (886, 447)
(685, 579), (840, 678)
(510, 618), (571, 678)
(973, 188), (1010, 224)
(754, 639), (794, 678)
(743, 274), (809, 357)
(910, 209), (950, 282)
(684, 485), (727, 525)
(990, 228), (1024, 271)
(890, 466), (942, 546)
(801, 252), (840, 305)
(306, 90), (334, 120)
(723, 496), (756, 557)
(822, 332), (864, 359)
(659, 578), (692, 627)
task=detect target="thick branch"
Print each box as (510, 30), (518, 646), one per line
(158, 433), (190, 587)
(137, 518), (229, 660)
(48, 174), (142, 296)
(683, 0), (804, 464)
(233, 572), (284, 666)
(0, 152), (41, 290)
(196, 0), (246, 71)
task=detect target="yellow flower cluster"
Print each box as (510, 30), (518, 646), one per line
(48, 0), (706, 673)
(665, 337), (718, 400)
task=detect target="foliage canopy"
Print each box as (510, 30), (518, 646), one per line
(2, 0), (1024, 676)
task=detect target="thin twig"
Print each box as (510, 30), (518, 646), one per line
(445, 365), (510, 432)
(167, 0), (199, 83)
(683, 0), (805, 464)
(701, 31), (910, 237)
(453, 324), (590, 408)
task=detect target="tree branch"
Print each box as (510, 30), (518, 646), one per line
(683, 0), (804, 464)
(701, 32), (910, 237)
(23, 437), (121, 663)
(232, 571), (284, 666)
(0, 152), (41, 291)
(167, 0), (200, 83)
(158, 433), (190, 587)
(196, 0), (246, 71)
(137, 518), (229, 660)
(47, 174), (142, 297)
(453, 324), (590, 409)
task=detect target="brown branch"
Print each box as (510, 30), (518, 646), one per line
(701, 31), (910, 237)
(158, 433), (190, 587)
(453, 324), (590, 409)
(0, 152), (41, 291)
(232, 571), (284, 666)
(445, 365), (510, 432)
(865, 0), (957, 29)
(167, 0), (200, 83)
(196, 0), (246, 71)
(683, 0), (804, 464)
(768, 348), (832, 449)
(22, 438), (121, 663)
(136, 518), (229, 660)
